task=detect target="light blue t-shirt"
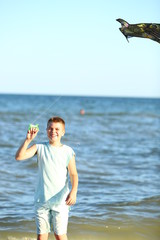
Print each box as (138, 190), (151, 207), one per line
(35, 142), (75, 209)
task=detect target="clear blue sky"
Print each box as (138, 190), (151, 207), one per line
(0, 0), (160, 97)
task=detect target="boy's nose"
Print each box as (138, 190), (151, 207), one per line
(50, 128), (55, 132)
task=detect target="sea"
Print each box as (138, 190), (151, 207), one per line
(0, 94), (160, 240)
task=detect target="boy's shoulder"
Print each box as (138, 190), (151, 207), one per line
(62, 144), (74, 151)
(63, 144), (75, 155)
(36, 142), (48, 149)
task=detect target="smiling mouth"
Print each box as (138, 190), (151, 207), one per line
(51, 134), (58, 138)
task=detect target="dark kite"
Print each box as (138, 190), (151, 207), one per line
(116, 18), (160, 44)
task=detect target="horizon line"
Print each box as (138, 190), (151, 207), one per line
(0, 92), (160, 100)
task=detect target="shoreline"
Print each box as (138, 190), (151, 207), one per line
(1, 219), (160, 240)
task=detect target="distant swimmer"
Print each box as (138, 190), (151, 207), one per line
(80, 109), (85, 115)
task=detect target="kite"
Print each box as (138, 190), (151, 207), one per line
(116, 18), (160, 44)
(28, 124), (39, 131)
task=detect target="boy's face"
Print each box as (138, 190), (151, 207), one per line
(47, 122), (65, 144)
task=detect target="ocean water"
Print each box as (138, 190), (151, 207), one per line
(0, 94), (160, 240)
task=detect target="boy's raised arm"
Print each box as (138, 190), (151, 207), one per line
(15, 128), (38, 161)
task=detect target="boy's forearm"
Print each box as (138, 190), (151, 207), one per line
(66, 173), (78, 206)
(70, 173), (78, 193)
(15, 139), (31, 160)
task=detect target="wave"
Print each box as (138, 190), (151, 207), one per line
(0, 143), (15, 148)
(96, 195), (160, 207)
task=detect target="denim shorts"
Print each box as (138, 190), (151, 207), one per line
(35, 202), (69, 235)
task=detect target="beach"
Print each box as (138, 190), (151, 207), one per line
(0, 94), (160, 240)
(1, 218), (160, 240)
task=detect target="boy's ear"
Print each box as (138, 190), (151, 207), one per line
(62, 130), (65, 136)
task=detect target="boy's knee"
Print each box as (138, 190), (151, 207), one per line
(54, 233), (68, 240)
(37, 233), (48, 240)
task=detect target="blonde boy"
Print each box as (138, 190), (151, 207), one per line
(15, 117), (78, 240)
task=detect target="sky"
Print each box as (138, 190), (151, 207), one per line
(0, 0), (160, 98)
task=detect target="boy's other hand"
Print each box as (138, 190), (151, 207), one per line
(65, 190), (77, 206)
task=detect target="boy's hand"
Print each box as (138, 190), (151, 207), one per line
(26, 128), (39, 142)
(65, 190), (77, 206)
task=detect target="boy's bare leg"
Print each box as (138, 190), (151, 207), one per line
(37, 233), (48, 240)
(54, 233), (68, 240)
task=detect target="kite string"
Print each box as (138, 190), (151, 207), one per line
(28, 95), (81, 151)
(32, 95), (62, 124)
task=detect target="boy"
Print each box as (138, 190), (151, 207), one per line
(15, 117), (78, 240)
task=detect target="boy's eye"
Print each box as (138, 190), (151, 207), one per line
(48, 128), (54, 131)
(48, 128), (59, 131)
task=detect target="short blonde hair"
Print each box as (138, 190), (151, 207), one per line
(47, 116), (65, 128)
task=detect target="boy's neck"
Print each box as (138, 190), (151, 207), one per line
(49, 141), (63, 147)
